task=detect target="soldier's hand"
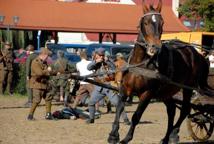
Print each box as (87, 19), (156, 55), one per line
(57, 72), (61, 75)
(47, 66), (52, 72)
(95, 57), (103, 63)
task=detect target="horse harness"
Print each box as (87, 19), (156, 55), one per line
(124, 40), (211, 95)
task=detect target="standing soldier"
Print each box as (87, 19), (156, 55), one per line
(86, 48), (130, 124)
(51, 50), (76, 103)
(24, 45), (38, 107)
(0, 48), (5, 94)
(0, 42), (15, 95)
(114, 53), (132, 105)
(27, 47), (53, 120)
(114, 53), (127, 87)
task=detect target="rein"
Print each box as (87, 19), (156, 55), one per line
(120, 40), (210, 95)
(137, 11), (162, 50)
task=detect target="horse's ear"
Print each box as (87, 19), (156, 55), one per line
(142, 0), (149, 13)
(156, 0), (162, 12)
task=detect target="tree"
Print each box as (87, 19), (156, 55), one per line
(178, 0), (214, 32)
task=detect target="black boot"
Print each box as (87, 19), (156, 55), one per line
(27, 114), (35, 121)
(24, 102), (32, 108)
(45, 112), (53, 120)
(106, 102), (113, 113)
(86, 118), (94, 124)
(64, 95), (68, 107)
(124, 118), (131, 125)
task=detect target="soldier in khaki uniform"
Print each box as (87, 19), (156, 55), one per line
(114, 53), (127, 87)
(0, 42), (15, 95)
(24, 45), (38, 107)
(27, 47), (53, 120)
(50, 50), (76, 105)
(0, 49), (5, 94)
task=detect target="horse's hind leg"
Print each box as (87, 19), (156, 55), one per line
(160, 100), (176, 144)
(169, 89), (192, 143)
(120, 91), (151, 144)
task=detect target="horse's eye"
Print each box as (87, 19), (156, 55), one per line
(144, 22), (148, 25)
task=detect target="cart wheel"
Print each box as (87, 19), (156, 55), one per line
(186, 96), (214, 141)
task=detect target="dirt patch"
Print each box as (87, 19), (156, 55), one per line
(0, 95), (213, 144)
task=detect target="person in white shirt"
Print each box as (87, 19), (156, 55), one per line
(72, 51), (94, 109)
(209, 50), (214, 68)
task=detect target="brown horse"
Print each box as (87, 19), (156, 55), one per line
(107, 0), (212, 144)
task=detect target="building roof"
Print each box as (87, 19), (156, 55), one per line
(0, 0), (189, 34)
(133, 0), (172, 6)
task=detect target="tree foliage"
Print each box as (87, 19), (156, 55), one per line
(178, 0), (214, 32)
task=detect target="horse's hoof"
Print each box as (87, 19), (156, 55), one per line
(120, 140), (128, 144)
(159, 139), (167, 144)
(108, 133), (120, 144)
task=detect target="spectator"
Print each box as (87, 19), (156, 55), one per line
(0, 49), (4, 94)
(0, 42), (15, 96)
(24, 45), (38, 107)
(209, 50), (214, 73)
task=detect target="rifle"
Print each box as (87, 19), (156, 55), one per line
(68, 74), (119, 91)
(52, 70), (119, 91)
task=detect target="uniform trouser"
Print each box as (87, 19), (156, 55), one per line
(0, 69), (3, 94)
(26, 80), (33, 103)
(2, 70), (13, 94)
(26, 87), (33, 103)
(88, 86), (128, 121)
(73, 84), (94, 108)
(29, 89), (53, 116)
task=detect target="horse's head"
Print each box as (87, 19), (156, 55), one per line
(137, 0), (164, 56)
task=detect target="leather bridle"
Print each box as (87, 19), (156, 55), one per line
(136, 11), (162, 51)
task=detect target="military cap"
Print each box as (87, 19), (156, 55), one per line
(40, 47), (52, 56)
(95, 47), (105, 56)
(26, 44), (34, 52)
(116, 52), (124, 58)
(4, 41), (12, 46)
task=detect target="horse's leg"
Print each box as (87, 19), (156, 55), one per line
(108, 86), (127, 144)
(169, 89), (192, 143)
(160, 100), (176, 144)
(120, 91), (151, 144)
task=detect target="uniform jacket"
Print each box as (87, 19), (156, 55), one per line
(114, 59), (127, 84)
(26, 52), (38, 78)
(52, 57), (76, 86)
(1, 48), (15, 71)
(0, 52), (5, 70)
(30, 57), (50, 89)
(53, 58), (71, 73)
(87, 60), (115, 83)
